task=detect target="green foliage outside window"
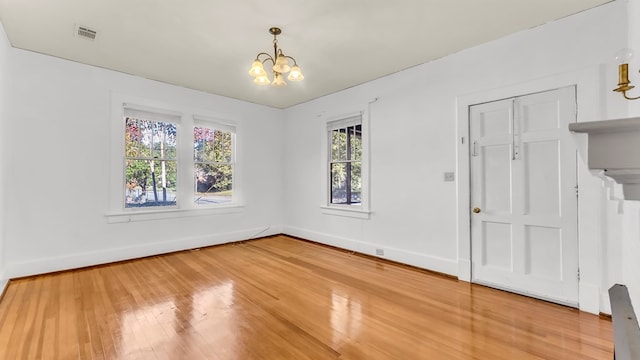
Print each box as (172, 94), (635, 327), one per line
(194, 126), (233, 205)
(124, 117), (177, 208)
(330, 125), (362, 204)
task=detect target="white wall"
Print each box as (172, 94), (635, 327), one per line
(621, 0), (640, 320)
(283, 1), (628, 313)
(2, 45), (285, 278)
(0, 19), (9, 293)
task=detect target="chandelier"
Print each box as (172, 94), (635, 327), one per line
(248, 27), (304, 87)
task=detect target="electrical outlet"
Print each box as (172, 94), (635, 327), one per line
(444, 172), (455, 182)
(375, 248), (384, 256)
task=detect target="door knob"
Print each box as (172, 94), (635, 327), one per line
(472, 207), (481, 213)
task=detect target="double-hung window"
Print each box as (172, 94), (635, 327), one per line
(193, 120), (235, 205)
(328, 115), (362, 206)
(110, 99), (240, 221)
(124, 108), (179, 208)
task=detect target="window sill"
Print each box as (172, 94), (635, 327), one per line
(320, 205), (371, 219)
(106, 204), (244, 223)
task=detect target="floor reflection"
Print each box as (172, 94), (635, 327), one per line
(191, 281), (237, 359)
(118, 280), (236, 359)
(330, 290), (362, 349)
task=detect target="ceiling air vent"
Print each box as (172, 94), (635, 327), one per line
(75, 25), (97, 41)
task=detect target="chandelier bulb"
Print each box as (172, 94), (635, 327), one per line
(272, 73), (287, 87)
(287, 65), (304, 81)
(273, 54), (291, 74)
(248, 59), (266, 77)
(254, 75), (271, 85)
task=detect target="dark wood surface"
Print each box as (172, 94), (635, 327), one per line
(0, 235), (613, 359)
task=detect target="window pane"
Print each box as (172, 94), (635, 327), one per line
(195, 163), (233, 205)
(125, 117), (154, 158)
(214, 130), (233, 162)
(330, 162), (347, 204)
(331, 130), (340, 161)
(194, 127), (232, 163)
(150, 122), (177, 160)
(351, 125), (362, 161)
(125, 117), (178, 160)
(350, 161), (361, 204)
(125, 118), (140, 157)
(194, 137), (203, 162)
(163, 123), (177, 160)
(138, 119), (153, 158)
(193, 127), (211, 162)
(332, 129), (349, 161)
(125, 159), (177, 208)
(339, 129), (347, 161)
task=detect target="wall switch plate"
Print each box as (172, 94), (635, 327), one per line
(444, 172), (455, 182)
(375, 248), (384, 256)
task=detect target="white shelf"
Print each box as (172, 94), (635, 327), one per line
(570, 117), (640, 200)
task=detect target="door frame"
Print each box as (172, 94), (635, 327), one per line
(455, 68), (603, 314)
(468, 88), (579, 307)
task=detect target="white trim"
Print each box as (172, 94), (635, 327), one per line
(455, 66), (604, 313)
(325, 110), (363, 124)
(320, 106), (371, 216)
(0, 273), (7, 298)
(326, 114), (362, 130)
(283, 226), (458, 276)
(193, 115), (237, 133)
(320, 205), (370, 219)
(581, 282), (602, 315)
(475, 279), (579, 308)
(110, 92), (244, 215)
(106, 204), (244, 223)
(124, 106), (182, 123)
(458, 258), (471, 282)
(5, 225), (283, 279)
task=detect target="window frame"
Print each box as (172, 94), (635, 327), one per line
(123, 107), (180, 209)
(107, 94), (243, 223)
(321, 110), (370, 219)
(193, 118), (237, 207)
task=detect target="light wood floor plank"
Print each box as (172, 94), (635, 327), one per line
(0, 235), (613, 359)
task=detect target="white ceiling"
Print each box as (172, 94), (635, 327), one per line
(0, 0), (612, 109)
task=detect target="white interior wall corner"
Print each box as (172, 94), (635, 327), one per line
(0, 15), (9, 287)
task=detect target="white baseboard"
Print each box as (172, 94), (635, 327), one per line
(596, 284), (613, 315)
(283, 226), (458, 277)
(580, 281), (602, 315)
(457, 258), (471, 282)
(0, 270), (8, 298)
(6, 225), (282, 279)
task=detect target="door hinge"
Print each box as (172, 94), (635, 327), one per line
(575, 185), (579, 197)
(472, 141), (479, 157)
(577, 268), (580, 281)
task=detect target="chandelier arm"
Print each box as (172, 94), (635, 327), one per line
(255, 52), (273, 61)
(623, 91), (640, 100)
(263, 58), (275, 67)
(284, 55), (298, 65)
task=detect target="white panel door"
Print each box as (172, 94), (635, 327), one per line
(470, 86), (578, 306)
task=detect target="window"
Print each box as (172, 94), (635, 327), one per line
(109, 99), (242, 221)
(193, 122), (235, 205)
(124, 109), (179, 208)
(328, 116), (362, 206)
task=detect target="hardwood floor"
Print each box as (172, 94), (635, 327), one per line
(0, 235), (613, 359)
